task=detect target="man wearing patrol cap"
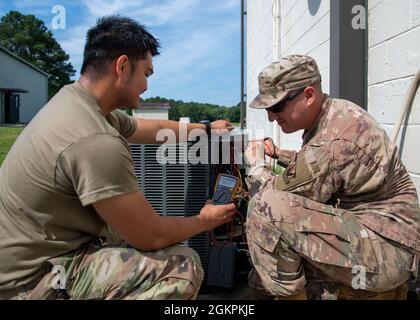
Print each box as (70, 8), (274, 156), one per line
(245, 54), (420, 300)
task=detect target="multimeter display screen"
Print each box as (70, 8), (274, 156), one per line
(218, 176), (237, 188)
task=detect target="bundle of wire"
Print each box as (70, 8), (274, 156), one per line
(264, 137), (277, 171)
(209, 141), (249, 245)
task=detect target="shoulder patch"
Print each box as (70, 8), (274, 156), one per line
(275, 151), (314, 191)
(304, 148), (320, 174)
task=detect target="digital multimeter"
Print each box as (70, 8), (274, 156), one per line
(212, 174), (240, 205)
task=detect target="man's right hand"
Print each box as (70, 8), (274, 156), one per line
(263, 138), (279, 159)
(198, 202), (236, 231)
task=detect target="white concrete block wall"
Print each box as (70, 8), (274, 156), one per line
(246, 0), (420, 196)
(246, 0), (275, 140)
(368, 0), (420, 196)
(246, 0), (331, 151)
(279, 0), (331, 151)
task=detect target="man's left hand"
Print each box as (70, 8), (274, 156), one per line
(210, 120), (234, 133)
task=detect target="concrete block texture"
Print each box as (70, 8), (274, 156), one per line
(368, 0), (420, 195)
(246, 0), (331, 151)
(246, 0), (420, 197)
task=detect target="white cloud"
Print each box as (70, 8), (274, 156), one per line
(133, 0), (197, 26)
(58, 0), (200, 74)
(81, 0), (197, 26)
(59, 0), (238, 73)
(82, 0), (144, 18)
(157, 31), (217, 74)
(144, 16), (240, 105)
(13, 0), (56, 8)
(151, 18), (239, 81)
(8, 0), (55, 16)
(51, 0), (240, 105)
(207, 0), (241, 13)
(59, 23), (94, 74)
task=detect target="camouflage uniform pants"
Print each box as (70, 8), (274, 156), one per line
(13, 243), (204, 300)
(246, 190), (416, 299)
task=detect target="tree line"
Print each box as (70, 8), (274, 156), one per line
(143, 97), (240, 123)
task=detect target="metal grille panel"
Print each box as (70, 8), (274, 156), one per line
(130, 143), (210, 271)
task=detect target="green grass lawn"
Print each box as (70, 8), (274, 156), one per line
(0, 126), (24, 166)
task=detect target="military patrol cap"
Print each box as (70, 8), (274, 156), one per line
(250, 55), (322, 109)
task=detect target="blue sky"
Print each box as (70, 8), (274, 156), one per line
(0, 0), (241, 107)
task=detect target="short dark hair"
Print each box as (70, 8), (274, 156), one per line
(81, 15), (160, 77)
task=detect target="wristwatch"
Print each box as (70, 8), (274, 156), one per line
(205, 122), (211, 135)
(200, 120), (211, 135)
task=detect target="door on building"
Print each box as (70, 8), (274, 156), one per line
(4, 93), (20, 124)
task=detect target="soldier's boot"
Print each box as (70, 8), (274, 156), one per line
(274, 290), (307, 300)
(338, 283), (408, 300)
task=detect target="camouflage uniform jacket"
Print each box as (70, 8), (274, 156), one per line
(265, 95), (420, 252)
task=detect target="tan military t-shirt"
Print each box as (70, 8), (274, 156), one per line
(0, 82), (140, 291)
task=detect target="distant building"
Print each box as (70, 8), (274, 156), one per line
(0, 45), (49, 124)
(132, 102), (171, 120)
